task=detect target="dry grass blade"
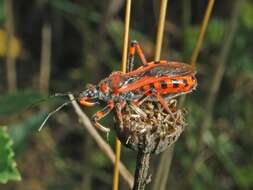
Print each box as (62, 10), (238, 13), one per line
(113, 0), (132, 190)
(121, 0), (132, 73)
(5, 0), (17, 92)
(39, 22), (52, 94)
(154, 0), (168, 61)
(153, 1), (215, 190)
(113, 1), (132, 190)
(151, 1), (171, 189)
(190, 0), (215, 67)
(186, 0), (244, 182)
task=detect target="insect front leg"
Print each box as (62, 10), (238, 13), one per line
(115, 101), (126, 129)
(127, 40), (147, 72)
(92, 101), (114, 133)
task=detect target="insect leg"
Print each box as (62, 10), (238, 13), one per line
(132, 88), (152, 106)
(146, 88), (175, 116)
(115, 101), (126, 128)
(92, 101), (114, 133)
(153, 92), (176, 117)
(132, 94), (150, 106)
(127, 40), (147, 72)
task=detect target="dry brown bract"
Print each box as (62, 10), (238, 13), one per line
(114, 99), (187, 154)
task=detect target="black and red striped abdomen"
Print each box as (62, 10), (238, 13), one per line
(117, 74), (197, 99)
(147, 75), (197, 94)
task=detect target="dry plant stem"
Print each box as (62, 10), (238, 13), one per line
(113, 138), (121, 190)
(121, 0), (132, 73)
(180, 0), (213, 106)
(68, 94), (134, 188)
(113, 1), (132, 190)
(187, 0), (243, 181)
(151, 145), (174, 190)
(154, 0), (168, 61)
(133, 152), (151, 190)
(190, 0), (215, 67)
(39, 22), (52, 94)
(151, 1), (171, 189)
(5, 0), (17, 93)
(102, 3), (125, 189)
(154, 1), (215, 189)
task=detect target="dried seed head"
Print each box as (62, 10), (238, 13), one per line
(114, 100), (187, 154)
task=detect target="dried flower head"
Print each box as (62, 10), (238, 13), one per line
(114, 99), (187, 154)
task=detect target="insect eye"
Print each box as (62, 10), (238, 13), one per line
(84, 90), (92, 97)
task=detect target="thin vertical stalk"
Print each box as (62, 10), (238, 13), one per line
(120, 0), (132, 73)
(153, 1), (215, 189)
(180, 0), (215, 107)
(152, 1), (169, 189)
(150, 1), (170, 190)
(113, 1), (132, 190)
(190, 0), (215, 67)
(187, 0), (243, 181)
(5, 0), (17, 93)
(113, 138), (121, 190)
(154, 0), (168, 61)
(39, 22), (52, 94)
(152, 145), (174, 190)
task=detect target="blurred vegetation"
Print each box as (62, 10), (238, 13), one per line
(0, 0), (253, 189)
(0, 127), (21, 183)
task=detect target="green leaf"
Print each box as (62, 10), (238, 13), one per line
(0, 127), (21, 183)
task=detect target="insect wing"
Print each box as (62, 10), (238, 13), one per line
(118, 61), (196, 93)
(117, 76), (159, 93)
(142, 62), (196, 77)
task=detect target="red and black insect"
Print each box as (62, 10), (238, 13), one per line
(78, 40), (197, 133)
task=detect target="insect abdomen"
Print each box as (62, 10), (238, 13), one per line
(142, 75), (196, 95)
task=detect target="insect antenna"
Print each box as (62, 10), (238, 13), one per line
(26, 92), (73, 110)
(38, 96), (79, 131)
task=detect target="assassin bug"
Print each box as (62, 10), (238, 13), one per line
(78, 40), (197, 133)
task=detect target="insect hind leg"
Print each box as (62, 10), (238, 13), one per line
(127, 40), (147, 72)
(130, 89), (175, 119)
(153, 91), (176, 119)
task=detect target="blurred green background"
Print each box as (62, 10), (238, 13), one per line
(0, 0), (253, 189)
